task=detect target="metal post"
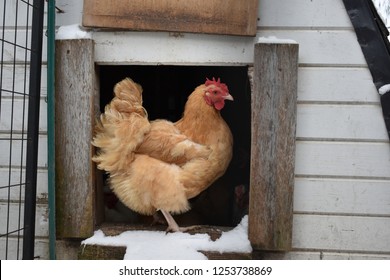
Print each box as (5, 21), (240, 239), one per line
(23, 0), (45, 260)
(47, 0), (57, 260)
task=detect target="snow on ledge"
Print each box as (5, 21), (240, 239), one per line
(379, 84), (390, 95)
(257, 36), (298, 44)
(56, 24), (92, 40)
(81, 215), (252, 260)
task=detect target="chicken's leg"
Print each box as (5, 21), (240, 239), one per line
(160, 210), (201, 232)
(160, 210), (181, 232)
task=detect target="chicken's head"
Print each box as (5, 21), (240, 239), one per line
(204, 77), (234, 110)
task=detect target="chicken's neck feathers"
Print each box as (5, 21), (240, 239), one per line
(175, 86), (225, 143)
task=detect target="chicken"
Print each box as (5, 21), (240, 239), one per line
(92, 77), (233, 232)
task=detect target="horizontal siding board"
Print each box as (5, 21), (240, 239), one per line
(0, 237), (49, 260)
(0, 65), (47, 98)
(321, 252), (390, 260)
(1, 99), (47, 133)
(0, 1), (33, 28)
(56, 0), (84, 27)
(0, 168), (48, 201)
(296, 104), (388, 140)
(257, 30), (366, 66)
(0, 202), (48, 237)
(0, 134), (47, 168)
(93, 30), (366, 66)
(295, 141), (390, 178)
(0, 30), (47, 63)
(294, 178), (390, 215)
(92, 31), (255, 65)
(260, 251), (390, 260)
(258, 0), (351, 28)
(297, 67), (379, 103)
(288, 251), (390, 260)
(292, 214), (390, 253)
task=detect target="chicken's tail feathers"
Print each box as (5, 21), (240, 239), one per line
(111, 78), (147, 118)
(92, 78), (151, 172)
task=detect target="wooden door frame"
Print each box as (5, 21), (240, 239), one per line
(55, 39), (298, 253)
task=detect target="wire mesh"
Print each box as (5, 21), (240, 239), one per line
(0, 0), (44, 260)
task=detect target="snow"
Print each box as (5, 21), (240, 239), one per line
(257, 36), (297, 44)
(81, 215), (252, 260)
(56, 24), (92, 40)
(379, 84), (390, 95)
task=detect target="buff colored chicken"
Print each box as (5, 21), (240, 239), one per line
(92, 77), (233, 232)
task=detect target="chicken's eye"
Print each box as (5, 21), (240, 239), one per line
(213, 91), (218, 95)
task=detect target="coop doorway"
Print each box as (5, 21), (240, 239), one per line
(56, 40), (297, 253)
(97, 65), (252, 228)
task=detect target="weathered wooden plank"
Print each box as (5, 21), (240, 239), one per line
(55, 39), (98, 238)
(200, 251), (252, 260)
(297, 67), (379, 103)
(296, 104), (388, 140)
(294, 178), (390, 215)
(249, 42), (299, 251)
(292, 214), (390, 253)
(295, 141), (390, 178)
(78, 244), (127, 260)
(258, 0), (351, 28)
(99, 223), (231, 241)
(55, 239), (82, 260)
(83, 0), (258, 36)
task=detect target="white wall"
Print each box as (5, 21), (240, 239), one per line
(259, 0), (390, 259)
(3, 0), (386, 259)
(0, 1), (49, 259)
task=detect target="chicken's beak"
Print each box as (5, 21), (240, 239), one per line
(224, 93), (234, 101)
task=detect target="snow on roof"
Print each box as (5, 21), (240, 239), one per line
(257, 36), (297, 44)
(81, 215), (252, 260)
(56, 24), (92, 40)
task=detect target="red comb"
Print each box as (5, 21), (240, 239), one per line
(205, 77), (229, 93)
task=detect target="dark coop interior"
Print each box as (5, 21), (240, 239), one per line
(98, 65), (251, 228)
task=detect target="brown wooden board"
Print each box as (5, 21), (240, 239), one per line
(55, 39), (99, 238)
(79, 244), (127, 260)
(249, 42), (299, 251)
(82, 0), (258, 36)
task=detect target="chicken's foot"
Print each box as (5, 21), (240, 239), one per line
(160, 210), (202, 233)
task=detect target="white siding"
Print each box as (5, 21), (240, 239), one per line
(0, 1), (49, 259)
(6, 0), (385, 259)
(258, 0), (390, 259)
